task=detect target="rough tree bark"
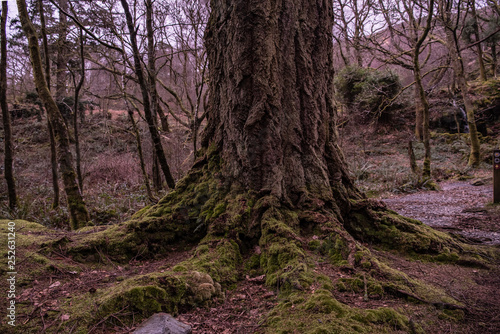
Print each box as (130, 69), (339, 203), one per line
(146, 0), (165, 192)
(414, 87), (424, 140)
(17, 0), (90, 229)
(202, 0), (359, 205)
(1, 0), (17, 211)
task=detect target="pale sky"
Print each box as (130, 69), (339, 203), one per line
(4, 0), (19, 35)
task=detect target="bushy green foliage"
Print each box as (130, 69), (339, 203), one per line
(334, 66), (402, 122)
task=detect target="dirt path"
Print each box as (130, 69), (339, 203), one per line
(383, 180), (500, 245)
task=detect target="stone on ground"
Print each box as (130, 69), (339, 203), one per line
(133, 313), (192, 334)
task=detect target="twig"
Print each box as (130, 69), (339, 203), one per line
(88, 306), (130, 333)
(363, 274), (369, 302)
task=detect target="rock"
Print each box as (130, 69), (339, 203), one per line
(470, 179), (485, 186)
(133, 313), (192, 334)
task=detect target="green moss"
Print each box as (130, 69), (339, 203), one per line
(212, 202), (227, 219)
(435, 251), (460, 263)
(245, 254), (261, 270)
(338, 277), (364, 293)
(308, 239), (321, 250)
(358, 308), (408, 330)
(317, 235), (350, 266)
(130, 205), (151, 219)
(345, 203), (476, 261)
(59, 269), (223, 333)
(181, 238), (242, 283)
(368, 283), (384, 296)
(304, 289), (345, 315)
(99, 285), (167, 316)
(374, 259), (461, 306)
(438, 309), (465, 322)
(172, 265), (188, 272)
(263, 290), (413, 333)
(336, 281), (348, 292)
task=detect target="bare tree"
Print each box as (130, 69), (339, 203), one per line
(17, 0), (90, 229)
(332, 0), (376, 67)
(120, 0), (176, 189)
(68, 27), (85, 191)
(469, 0), (488, 80)
(438, 0), (482, 166)
(369, 0), (440, 178)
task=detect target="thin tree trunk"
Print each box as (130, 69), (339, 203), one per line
(120, 0), (175, 189)
(17, 0), (90, 229)
(414, 65), (432, 178)
(408, 140), (420, 175)
(471, 0), (487, 81)
(1, 1), (17, 211)
(410, 0), (434, 178)
(72, 28), (85, 191)
(414, 87), (423, 140)
(38, 0), (60, 209)
(152, 150), (162, 191)
(47, 119), (60, 208)
(127, 108), (154, 201)
(491, 43), (497, 76)
(439, 0), (481, 166)
(157, 103), (170, 132)
(145, 0), (161, 132)
(55, 0), (68, 101)
(117, 34), (155, 200)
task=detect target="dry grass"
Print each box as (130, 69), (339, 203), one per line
(0, 112), (192, 227)
(340, 124), (496, 197)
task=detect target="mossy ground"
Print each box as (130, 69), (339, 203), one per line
(2, 175), (499, 334)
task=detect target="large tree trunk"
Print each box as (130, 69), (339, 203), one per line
(203, 0), (358, 206)
(17, 0), (90, 229)
(1, 1), (17, 211)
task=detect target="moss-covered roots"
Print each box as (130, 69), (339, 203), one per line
(9, 156), (498, 333)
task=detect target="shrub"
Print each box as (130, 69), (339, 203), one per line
(334, 66), (403, 123)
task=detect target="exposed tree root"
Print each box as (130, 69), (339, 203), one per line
(33, 158), (498, 333)
(383, 285), (468, 312)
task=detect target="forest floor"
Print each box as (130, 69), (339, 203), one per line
(1, 115), (499, 333)
(178, 177), (500, 334)
(384, 180), (500, 245)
